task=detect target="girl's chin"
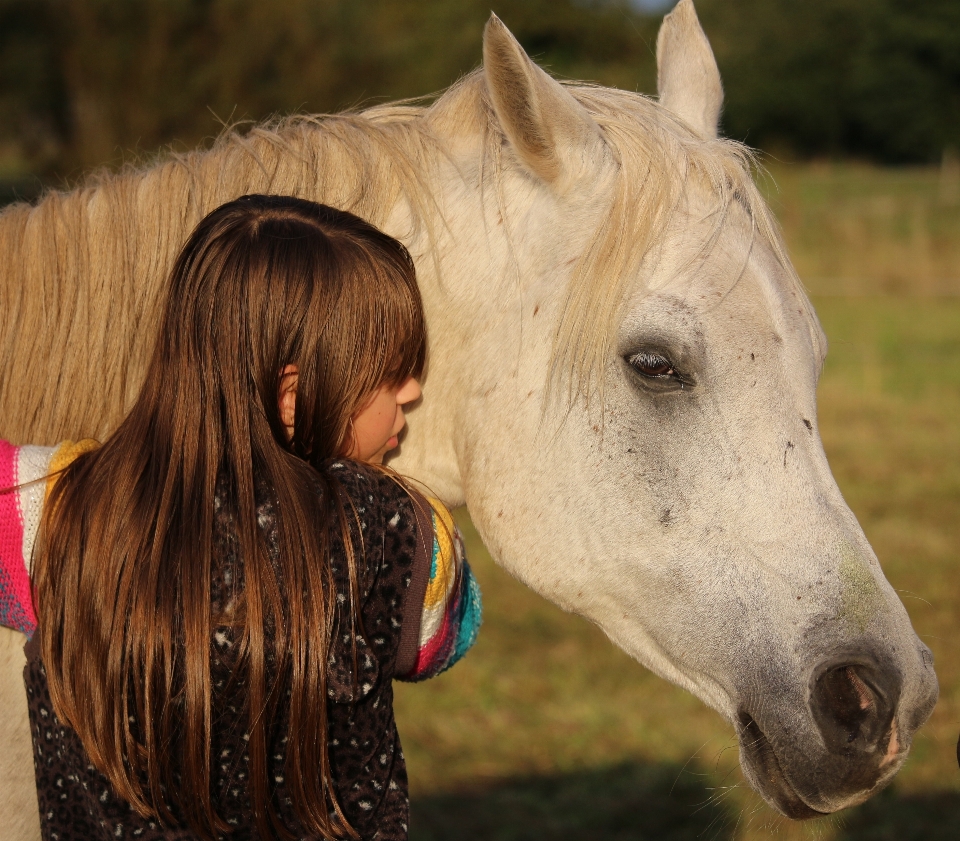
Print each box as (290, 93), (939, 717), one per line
(368, 437), (400, 465)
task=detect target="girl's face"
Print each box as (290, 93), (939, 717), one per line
(278, 367), (421, 464)
(344, 376), (422, 464)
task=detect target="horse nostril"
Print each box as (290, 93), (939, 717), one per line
(822, 667), (874, 741)
(812, 662), (899, 754)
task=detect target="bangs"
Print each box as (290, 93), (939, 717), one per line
(378, 295), (426, 388)
(355, 241), (426, 389)
(286, 212), (427, 462)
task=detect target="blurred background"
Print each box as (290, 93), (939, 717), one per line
(1, 0), (958, 837)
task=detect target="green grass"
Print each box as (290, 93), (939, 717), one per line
(394, 295), (960, 839)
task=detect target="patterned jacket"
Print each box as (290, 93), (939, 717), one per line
(0, 440), (481, 840)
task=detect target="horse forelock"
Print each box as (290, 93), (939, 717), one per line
(541, 83), (823, 407)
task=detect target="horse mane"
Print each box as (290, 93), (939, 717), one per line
(0, 99), (442, 445)
(0, 69), (808, 445)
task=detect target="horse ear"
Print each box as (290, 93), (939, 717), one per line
(656, 0), (723, 139)
(482, 14), (608, 190)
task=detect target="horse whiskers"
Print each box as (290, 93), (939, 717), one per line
(669, 736), (718, 795)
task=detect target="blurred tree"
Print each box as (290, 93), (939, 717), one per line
(0, 0), (957, 185)
(697, 0), (960, 162)
(0, 0), (658, 183)
(0, 0), (68, 174)
(849, 0), (960, 162)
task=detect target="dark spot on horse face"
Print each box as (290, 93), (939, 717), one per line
(533, 304), (539, 316)
(659, 507), (673, 525)
(803, 418), (813, 432)
(750, 352), (755, 361)
(783, 440), (795, 468)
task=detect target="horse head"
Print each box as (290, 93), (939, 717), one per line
(397, 0), (938, 818)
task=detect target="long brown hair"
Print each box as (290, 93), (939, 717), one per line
(33, 195), (426, 839)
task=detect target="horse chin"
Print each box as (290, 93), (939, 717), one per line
(737, 711), (825, 820)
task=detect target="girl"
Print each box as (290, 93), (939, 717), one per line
(0, 195), (481, 841)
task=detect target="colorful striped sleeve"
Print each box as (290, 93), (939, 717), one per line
(396, 497), (482, 682)
(0, 439), (99, 637)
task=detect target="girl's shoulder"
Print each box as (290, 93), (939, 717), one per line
(317, 456), (420, 580)
(292, 458), (483, 682)
(319, 458), (421, 532)
(321, 457), (404, 494)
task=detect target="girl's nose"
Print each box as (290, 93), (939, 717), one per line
(396, 377), (422, 405)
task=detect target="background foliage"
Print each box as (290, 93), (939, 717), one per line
(698, 0), (960, 163)
(0, 0), (958, 192)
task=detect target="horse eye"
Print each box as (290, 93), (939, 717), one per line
(628, 351), (676, 379)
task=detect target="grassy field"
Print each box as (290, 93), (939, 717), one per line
(760, 161), (960, 298)
(394, 166), (960, 840)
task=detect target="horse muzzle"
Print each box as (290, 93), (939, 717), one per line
(736, 642), (938, 818)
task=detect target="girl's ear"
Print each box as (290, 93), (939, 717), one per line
(278, 364), (298, 440)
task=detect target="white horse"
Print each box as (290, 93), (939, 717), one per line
(0, 2), (937, 837)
